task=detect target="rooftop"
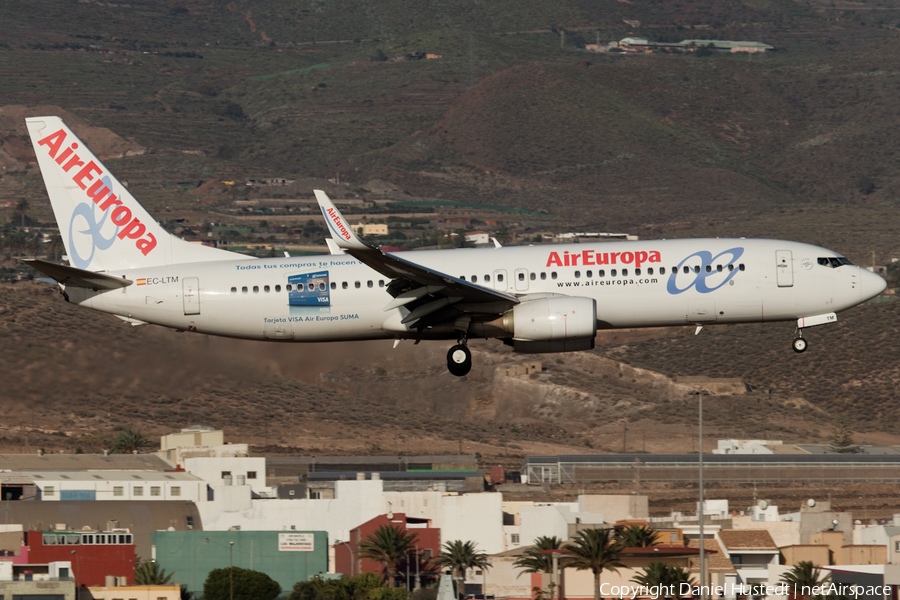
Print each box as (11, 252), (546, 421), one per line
(0, 454), (173, 472)
(718, 529), (778, 552)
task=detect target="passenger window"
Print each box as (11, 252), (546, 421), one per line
(694, 266), (700, 274)
(307, 283), (314, 291)
(231, 287), (237, 293)
(319, 283), (326, 291)
(717, 265), (723, 272)
(497, 274), (503, 282)
(461, 276), (466, 281)
(367, 281), (373, 288)
(518, 273), (525, 281)
(683, 266), (690, 274)
(485, 275), (491, 282)
(728, 264), (734, 272)
(342, 282), (348, 289)
(330, 282), (335, 290)
(551, 272), (557, 280)
(530, 273), (536, 280)
(574, 271), (581, 278)
(242, 286), (248, 293)
(611, 269), (617, 277)
(540, 273), (546, 280)
(635, 268), (641, 276)
(275, 285), (281, 292)
(286, 284), (292, 291)
(705, 265), (712, 273)
(647, 268), (653, 275)
(659, 267), (665, 275)
(253, 286), (259, 293)
(472, 275), (478, 282)
(598, 270), (605, 277)
(586, 270), (592, 277)
(622, 268), (628, 276)
(264, 285), (270, 292)
(355, 281), (361, 289)
(379, 280), (384, 288)
(739, 264), (745, 271)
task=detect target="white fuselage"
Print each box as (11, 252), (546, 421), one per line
(63, 238), (881, 342)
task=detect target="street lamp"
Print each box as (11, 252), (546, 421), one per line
(697, 390), (708, 600)
(229, 541), (235, 600)
(70, 549), (80, 599)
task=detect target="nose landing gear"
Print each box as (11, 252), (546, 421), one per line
(447, 340), (472, 377)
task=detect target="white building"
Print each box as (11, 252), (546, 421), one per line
(157, 426), (249, 468)
(28, 471), (204, 502)
(713, 439), (782, 455)
(184, 456), (268, 497)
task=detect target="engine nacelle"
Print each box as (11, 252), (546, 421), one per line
(502, 296), (597, 353)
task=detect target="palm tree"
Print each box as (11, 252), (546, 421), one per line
(564, 528), (625, 600)
(437, 540), (491, 600)
(616, 525), (658, 548)
(632, 563), (695, 600)
(514, 536), (567, 599)
(357, 525), (419, 588)
(135, 559), (173, 585)
(108, 428), (151, 454)
(780, 561), (829, 600)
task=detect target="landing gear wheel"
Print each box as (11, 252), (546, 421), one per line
(447, 344), (472, 377)
(792, 337), (808, 353)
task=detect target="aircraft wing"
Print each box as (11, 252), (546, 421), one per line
(24, 259), (133, 290)
(315, 190), (518, 327)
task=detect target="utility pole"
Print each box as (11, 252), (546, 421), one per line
(230, 541), (235, 600)
(698, 391), (706, 600)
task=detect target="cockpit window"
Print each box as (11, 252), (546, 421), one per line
(818, 257), (853, 268)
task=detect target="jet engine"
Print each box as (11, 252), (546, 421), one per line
(501, 296), (597, 353)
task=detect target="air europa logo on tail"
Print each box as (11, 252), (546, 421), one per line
(547, 249), (662, 268)
(324, 207), (352, 241)
(36, 129), (157, 261)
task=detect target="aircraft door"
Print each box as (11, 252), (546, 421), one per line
(493, 269), (508, 291)
(183, 277), (200, 315)
(514, 268), (529, 291)
(776, 250), (793, 287)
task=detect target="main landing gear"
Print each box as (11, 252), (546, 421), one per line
(447, 340), (472, 377)
(792, 328), (808, 353)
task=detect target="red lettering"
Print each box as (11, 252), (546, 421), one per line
(136, 233), (158, 256)
(649, 251), (661, 263)
(547, 252), (563, 267)
(37, 129), (66, 158)
(62, 154), (84, 173)
(117, 218), (146, 240)
(610, 252), (620, 264)
(99, 194), (122, 211)
(86, 179), (111, 205)
(563, 252), (570, 267)
(73, 161), (101, 189)
(582, 250), (594, 266)
(571, 252), (580, 266)
(635, 251), (648, 268)
(111, 206), (132, 226)
(596, 253), (609, 265)
(55, 143), (78, 166)
(621, 252), (634, 264)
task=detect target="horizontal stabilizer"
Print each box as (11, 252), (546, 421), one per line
(24, 259), (132, 290)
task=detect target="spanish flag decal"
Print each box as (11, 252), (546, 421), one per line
(137, 278), (147, 286)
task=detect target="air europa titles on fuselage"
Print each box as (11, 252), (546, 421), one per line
(546, 249), (662, 268)
(36, 129), (157, 257)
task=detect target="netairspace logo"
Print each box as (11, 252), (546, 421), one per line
(599, 583), (889, 599)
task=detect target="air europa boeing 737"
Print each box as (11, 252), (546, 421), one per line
(24, 116), (886, 376)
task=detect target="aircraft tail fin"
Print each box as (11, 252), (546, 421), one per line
(314, 189), (370, 251)
(26, 116), (250, 272)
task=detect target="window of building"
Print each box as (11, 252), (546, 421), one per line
(247, 472), (257, 479)
(45, 486), (55, 497)
(134, 487), (143, 496)
(150, 486), (161, 497)
(171, 486), (181, 497)
(310, 491), (323, 499)
(221, 471), (231, 479)
(511, 534), (520, 544)
(113, 486), (124, 497)
(895, 541), (900, 553)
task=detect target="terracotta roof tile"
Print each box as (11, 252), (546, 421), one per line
(718, 529), (778, 552)
(688, 539), (736, 574)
